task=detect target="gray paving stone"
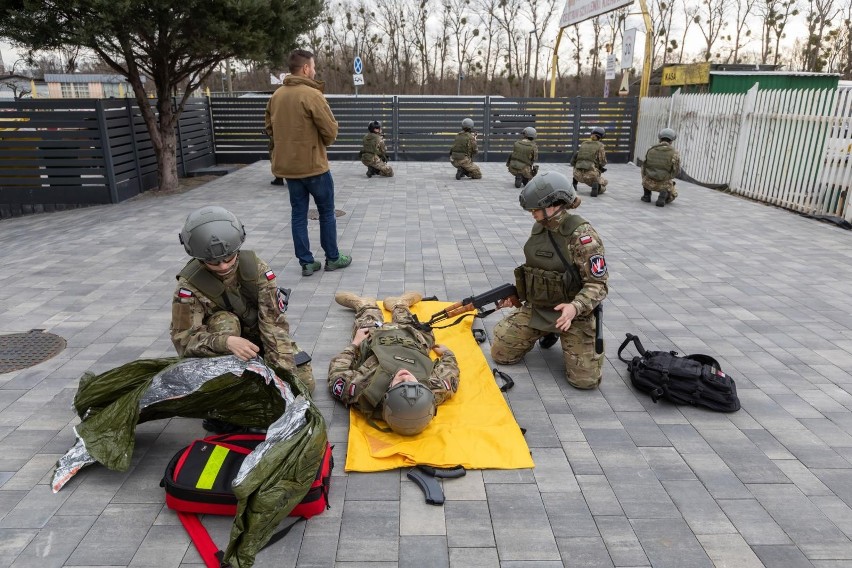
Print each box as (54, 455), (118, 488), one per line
(128, 524), (192, 567)
(399, 480), (445, 535)
(443, 468), (486, 501)
(541, 492), (598, 538)
(639, 447), (696, 481)
(562, 441), (603, 475)
(680, 453), (753, 499)
(66, 503), (162, 565)
(595, 515), (649, 566)
(445, 500), (495, 547)
(531, 447), (578, 493)
(0, 484), (71, 529)
(556, 536), (614, 567)
(448, 547), (499, 568)
(751, 545), (814, 567)
(485, 483), (560, 561)
(9, 515), (96, 568)
(630, 518), (713, 568)
(661, 480), (737, 534)
(697, 533), (768, 568)
(717, 498), (792, 545)
(344, 470), (400, 501)
(577, 475), (623, 517)
(337, 500), (399, 562)
(398, 535), (448, 568)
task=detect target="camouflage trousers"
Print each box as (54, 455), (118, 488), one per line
(573, 168), (608, 193)
(451, 155), (482, 179)
(362, 155), (394, 177)
(207, 311), (315, 393)
(351, 305), (435, 347)
(490, 306), (602, 389)
(642, 177), (678, 202)
(508, 164), (538, 181)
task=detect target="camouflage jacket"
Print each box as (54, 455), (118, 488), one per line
(170, 252), (296, 370)
(327, 323), (460, 410)
(361, 132), (387, 160)
(450, 131), (478, 158)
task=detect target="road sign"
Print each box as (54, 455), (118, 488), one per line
(618, 73), (630, 96)
(605, 55), (617, 81)
(354, 56), (363, 74)
(621, 28), (636, 69)
(353, 74), (365, 86)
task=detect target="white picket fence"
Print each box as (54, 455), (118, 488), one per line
(636, 85), (852, 222)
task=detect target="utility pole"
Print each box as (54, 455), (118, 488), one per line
(225, 58), (233, 94)
(524, 32), (533, 97)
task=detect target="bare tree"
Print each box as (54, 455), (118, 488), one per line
(676, 0), (700, 62)
(755, 0), (798, 64)
(649, 0), (677, 67)
(721, 0), (758, 62)
(695, 0), (734, 60)
(800, 0), (839, 70)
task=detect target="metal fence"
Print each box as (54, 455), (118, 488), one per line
(1, 95), (636, 218)
(636, 86), (852, 222)
(0, 98), (213, 218)
(212, 95), (639, 164)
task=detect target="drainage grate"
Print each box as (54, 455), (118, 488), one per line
(0, 329), (67, 373)
(308, 209), (346, 220)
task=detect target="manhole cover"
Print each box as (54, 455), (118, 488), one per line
(0, 329), (66, 373)
(308, 209), (346, 220)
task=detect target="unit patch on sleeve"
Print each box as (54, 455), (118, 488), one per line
(264, 270), (276, 281)
(332, 378), (345, 399)
(579, 235), (594, 245)
(589, 255), (607, 278)
(178, 288), (193, 298)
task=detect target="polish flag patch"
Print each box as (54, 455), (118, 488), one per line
(178, 288), (193, 298)
(580, 235), (594, 245)
(348, 384), (357, 396)
(264, 270), (276, 281)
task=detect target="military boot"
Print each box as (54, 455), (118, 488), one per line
(382, 291), (423, 309)
(335, 291), (378, 311)
(455, 168), (465, 180)
(590, 182), (600, 197)
(656, 191), (669, 207)
(514, 174), (523, 189)
(641, 189), (652, 202)
(539, 332), (559, 349)
(367, 167), (375, 178)
(572, 178), (578, 191)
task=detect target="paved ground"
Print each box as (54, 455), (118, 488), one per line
(1, 160), (852, 567)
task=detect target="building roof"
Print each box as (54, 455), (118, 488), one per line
(43, 73), (143, 83)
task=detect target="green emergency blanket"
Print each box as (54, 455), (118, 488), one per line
(52, 355), (327, 568)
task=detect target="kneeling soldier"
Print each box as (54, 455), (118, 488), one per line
(506, 126), (539, 188)
(450, 118), (482, 180)
(360, 120), (394, 178)
(571, 126), (608, 197)
(641, 128), (681, 207)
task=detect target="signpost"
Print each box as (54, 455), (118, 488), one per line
(604, 53), (616, 97)
(353, 56), (364, 95)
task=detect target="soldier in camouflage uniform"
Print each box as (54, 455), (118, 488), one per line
(641, 128), (681, 207)
(328, 291), (460, 435)
(360, 120), (394, 178)
(571, 126), (608, 197)
(506, 126), (539, 188)
(170, 206), (315, 396)
(450, 117), (482, 180)
(491, 171), (608, 389)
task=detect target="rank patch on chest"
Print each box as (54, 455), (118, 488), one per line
(535, 250), (554, 258)
(589, 255), (607, 278)
(580, 235), (593, 245)
(264, 270), (275, 281)
(178, 288), (193, 298)
(332, 378), (345, 399)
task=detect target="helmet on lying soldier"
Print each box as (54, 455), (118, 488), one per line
(382, 381), (436, 435)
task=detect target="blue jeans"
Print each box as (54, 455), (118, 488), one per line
(285, 171), (339, 265)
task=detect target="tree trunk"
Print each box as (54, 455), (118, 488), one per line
(156, 129), (180, 193)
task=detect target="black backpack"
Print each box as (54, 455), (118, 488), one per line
(617, 334), (741, 412)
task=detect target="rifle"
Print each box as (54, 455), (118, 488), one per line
(422, 283), (521, 329)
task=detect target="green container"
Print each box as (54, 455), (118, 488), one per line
(709, 72), (840, 94)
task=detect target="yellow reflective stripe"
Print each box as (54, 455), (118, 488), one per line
(196, 445), (229, 489)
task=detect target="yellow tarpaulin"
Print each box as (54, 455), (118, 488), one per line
(345, 300), (535, 472)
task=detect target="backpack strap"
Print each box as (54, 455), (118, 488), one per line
(686, 353), (722, 372)
(617, 333), (646, 363)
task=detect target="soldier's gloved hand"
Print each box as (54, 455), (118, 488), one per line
(352, 327), (372, 347)
(554, 303), (578, 332)
(226, 336), (261, 361)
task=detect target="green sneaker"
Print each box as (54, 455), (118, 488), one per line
(325, 254), (352, 271)
(301, 261), (322, 276)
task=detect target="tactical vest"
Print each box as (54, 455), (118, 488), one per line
(516, 215), (586, 330)
(178, 250), (260, 329)
(644, 143), (676, 181)
(574, 140), (602, 170)
(356, 326), (435, 418)
(451, 132), (473, 157)
(509, 139), (536, 169)
(361, 132), (381, 158)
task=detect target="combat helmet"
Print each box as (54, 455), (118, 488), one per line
(523, 126), (537, 139)
(179, 206), (246, 263)
(518, 171), (576, 210)
(382, 381), (436, 436)
(658, 128), (677, 142)
(591, 126), (606, 139)
(368, 120), (382, 133)
(461, 117), (474, 130)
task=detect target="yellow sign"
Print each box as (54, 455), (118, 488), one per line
(661, 63), (710, 86)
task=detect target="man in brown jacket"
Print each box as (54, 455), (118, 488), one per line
(265, 49), (352, 277)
